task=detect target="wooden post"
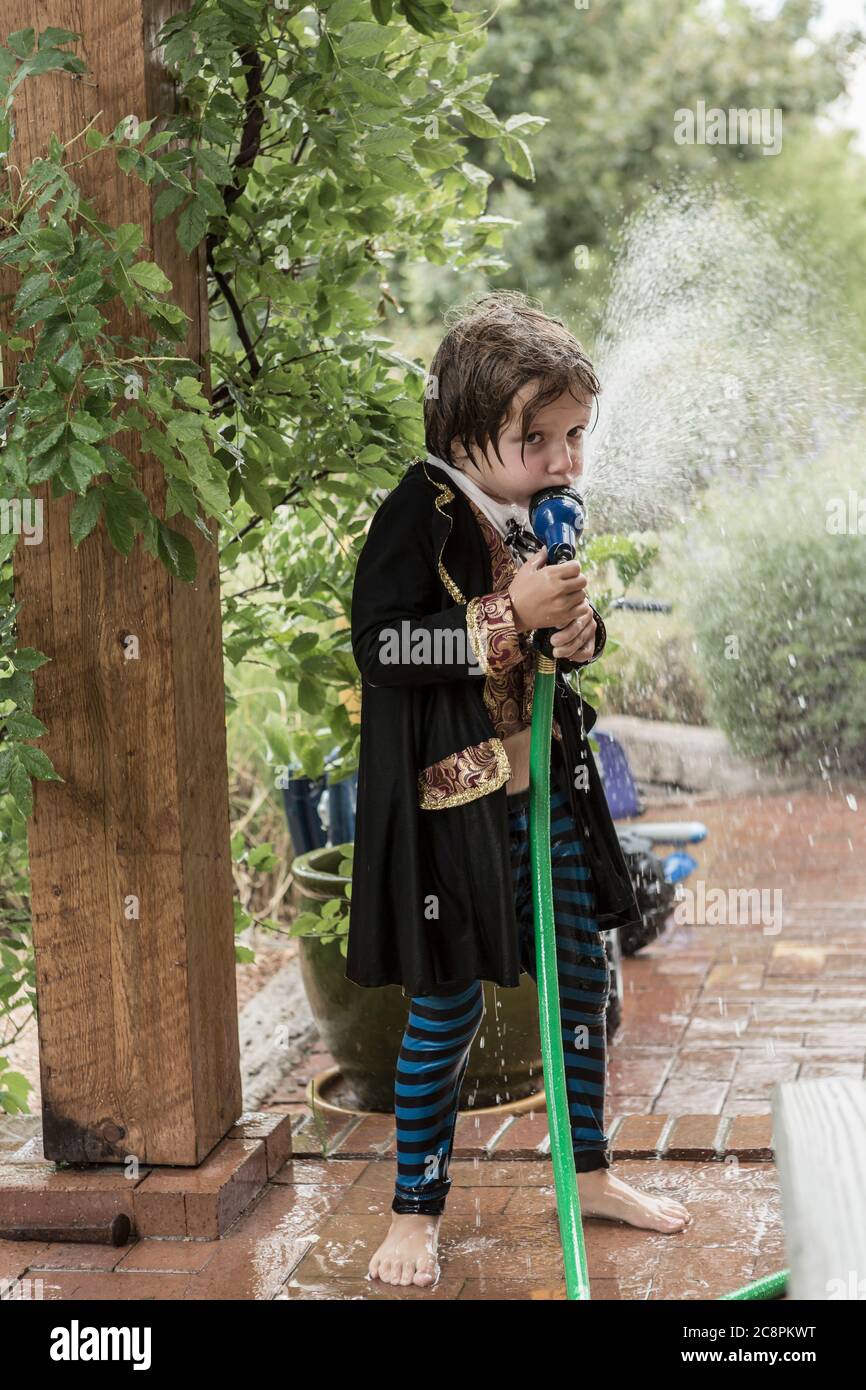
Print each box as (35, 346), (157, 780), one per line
(773, 1078), (866, 1300)
(1, 1), (242, 1163)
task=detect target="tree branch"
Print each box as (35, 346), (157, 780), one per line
(206, 45), (266, 383)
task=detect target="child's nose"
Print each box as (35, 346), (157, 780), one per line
(547, 475), (573, 492)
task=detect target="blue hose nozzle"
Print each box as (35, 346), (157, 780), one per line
(528, 486), (587, 657)
(528, 486), (586, 565)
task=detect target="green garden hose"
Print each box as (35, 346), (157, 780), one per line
(529, 649), (590, 1301)
(718, 1269), (789, 1300)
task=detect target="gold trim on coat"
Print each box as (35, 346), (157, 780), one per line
(422, 458), (467, 605)
(416, 463), (517, 809)
(418, 737), (512, 810)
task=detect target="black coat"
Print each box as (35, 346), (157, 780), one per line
(346, 458), (641, 996)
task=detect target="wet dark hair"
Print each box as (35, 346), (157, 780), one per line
(423, 289), (600, 468)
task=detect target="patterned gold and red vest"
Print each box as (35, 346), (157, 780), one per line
(417, 499), (573, 810)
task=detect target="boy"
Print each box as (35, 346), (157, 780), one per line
(348, 291), (691, 1290)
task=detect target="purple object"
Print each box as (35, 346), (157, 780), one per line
(593, 729), (643, 819)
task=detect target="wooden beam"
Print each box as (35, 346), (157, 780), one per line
(773, 1077), (866, 1299)
(1, 1), (242, 1163)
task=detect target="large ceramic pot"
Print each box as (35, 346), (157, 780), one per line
(292, 843), (545, 1113)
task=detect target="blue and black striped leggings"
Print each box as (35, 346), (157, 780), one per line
(392, 783), (612, 1216)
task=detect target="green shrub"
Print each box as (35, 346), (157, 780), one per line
(601, 617), (711, 725)
(683, 449), (866, 775)
(582, 532), (712, 725)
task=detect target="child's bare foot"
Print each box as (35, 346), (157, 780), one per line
(575, 1168), (692, 1232)
(368, 1212), (442, 1288)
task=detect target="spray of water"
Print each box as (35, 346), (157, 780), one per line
(581, 188), (864, 531)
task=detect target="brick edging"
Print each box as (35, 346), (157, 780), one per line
(288, 1110), (775, 1164)
(609, 1113), (773, 1162)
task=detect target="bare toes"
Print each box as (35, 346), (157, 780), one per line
(661, 1201), (692, 1221)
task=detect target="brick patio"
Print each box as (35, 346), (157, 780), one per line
(2, 782), (864, 1300)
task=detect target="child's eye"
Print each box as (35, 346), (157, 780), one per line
(525, 426), (584, 445)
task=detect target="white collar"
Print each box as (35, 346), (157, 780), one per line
(425, 451), (531, 541)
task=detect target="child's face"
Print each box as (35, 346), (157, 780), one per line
(449, 381), (592, 508)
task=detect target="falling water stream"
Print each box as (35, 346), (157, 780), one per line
(580, 188), (864, 531)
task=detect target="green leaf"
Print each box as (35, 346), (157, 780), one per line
(165, 476), (198, 521)
(338, 21), (397, 59)
(9, 761), (33, 817)
(194, 175), (225, 216)
(2, 712), (46, 738)
(29, 447), (65, 485)
(11, 648), (48, 673)
(31, 223), (73, 256)
(156, 520), (197, 581)
(177, 198), (209, 254)
(247, 843), (277, 870)
(153, 185), (188, 222)
(343, 67), (402, 108)
(17, 744), (62, 781)
(399, 0), (454, 37)
(127, 260), (172, 293)
(114, 146), (140, 175)
(1, 442), (27, 487)
(69, 489), (103, 545)
(143, 129), (175, 154)
(72, 305), (102, 339)
(0, 671), (33, 710)
(458, 101), (501, 139)
(67, 440), (104, 490)
(57, 342), (84, 377)
(500, 134), (534, 180)
(326, 0), (368, 23)
(173, 374), (207, 406)
(30, 422), (66, 457)
(241, 472), (273, 518)
(47, 361), (75, 392)
(14, 272), (53, 312)
(504, 112), (547, 137)
(195, 147), (233, 185)
(70, 411), (105, 443)
(37, 28), (80, 49)
(101, 487), (137, 554)
(297, 678), (319, 715)
(363, 130), (410, 156)
(114, 222), (143, 258)
(66, 269), (103, 306)
(146, 301), (188, 335)
(7, 29), (36, 58)
(189, 467), (230, 519)
(16, 295), (65, 327)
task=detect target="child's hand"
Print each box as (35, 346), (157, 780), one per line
(549, 598), (597, 662)
(508, 546), (592, 639)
